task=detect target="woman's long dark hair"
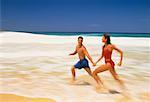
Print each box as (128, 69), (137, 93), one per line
(103, 33), (111, 48)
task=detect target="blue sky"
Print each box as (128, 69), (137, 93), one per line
(1, 0), (150, 33)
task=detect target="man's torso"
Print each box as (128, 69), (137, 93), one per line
(76, 45), (85, 60)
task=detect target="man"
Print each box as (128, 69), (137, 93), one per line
(69, 36), (95, 82)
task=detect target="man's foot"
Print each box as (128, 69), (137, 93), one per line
(69, 79), (76, 85)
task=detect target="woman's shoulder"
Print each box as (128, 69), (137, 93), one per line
(107, 44), (116, 50)
(110, 44), (115, 47)
(110, 44), (119, 50)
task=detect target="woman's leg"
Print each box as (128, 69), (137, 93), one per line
(108, 64), (125, 90)
(93, 65), (109, 87)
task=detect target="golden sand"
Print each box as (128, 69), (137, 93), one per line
(138, 92), (150, 102)
(0, 94), (56, 102)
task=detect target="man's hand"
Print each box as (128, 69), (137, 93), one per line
(69, 53), (76, 56)
(69, 50), (77, 56)
(92, 63), (96, 66)
(69, 53), (73, 56)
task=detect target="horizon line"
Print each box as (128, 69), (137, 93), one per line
(1, 30), (150, 34)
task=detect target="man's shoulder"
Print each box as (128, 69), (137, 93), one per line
(76, 45), (79, 49)
(82, 45), (87, 50)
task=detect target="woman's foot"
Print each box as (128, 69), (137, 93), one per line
(95, 85), (109, 93)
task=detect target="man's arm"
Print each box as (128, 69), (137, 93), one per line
(83, 47), (95, 66)
(113, 45), (123, 66)
(69, 47), (77, 55)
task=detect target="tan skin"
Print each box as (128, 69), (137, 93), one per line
(93, 36), (125, 90)
(69, 38), (96, 81)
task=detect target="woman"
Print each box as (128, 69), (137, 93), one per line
(93, 33), (125, 91)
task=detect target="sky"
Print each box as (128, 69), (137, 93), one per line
(1, 0), (150, 33)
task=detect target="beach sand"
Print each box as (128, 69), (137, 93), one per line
(0, 32), (150, 102)
(0, 94), (55, 102)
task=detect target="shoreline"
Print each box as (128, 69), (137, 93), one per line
(0, 31), (149, 47)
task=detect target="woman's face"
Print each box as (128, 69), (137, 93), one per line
(102, 36), (107, 43)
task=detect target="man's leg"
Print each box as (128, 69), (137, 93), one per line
(84, 67), (92, 76)
(71, 66), (76, 81)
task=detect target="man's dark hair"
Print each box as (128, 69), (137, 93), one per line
(78, 36), (83, 40)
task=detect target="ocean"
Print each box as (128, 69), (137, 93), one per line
(11, 31), (150, 38)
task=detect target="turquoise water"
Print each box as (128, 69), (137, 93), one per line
(30, 32), (150, 38)
(8, 31), (150, 37)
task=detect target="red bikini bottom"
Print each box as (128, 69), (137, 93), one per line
(105, 60), (115, 68)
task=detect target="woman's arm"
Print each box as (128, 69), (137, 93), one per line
(95, 47), (104, 64)
(113, 45), (123, 66)
(95, 55), (103, 64)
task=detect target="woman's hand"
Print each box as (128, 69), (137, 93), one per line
(117, 61), (122, 66)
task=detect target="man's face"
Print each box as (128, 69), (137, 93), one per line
(78, 38), (83, 45)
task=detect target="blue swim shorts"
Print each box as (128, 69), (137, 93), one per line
(74, 58), (90, 69)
